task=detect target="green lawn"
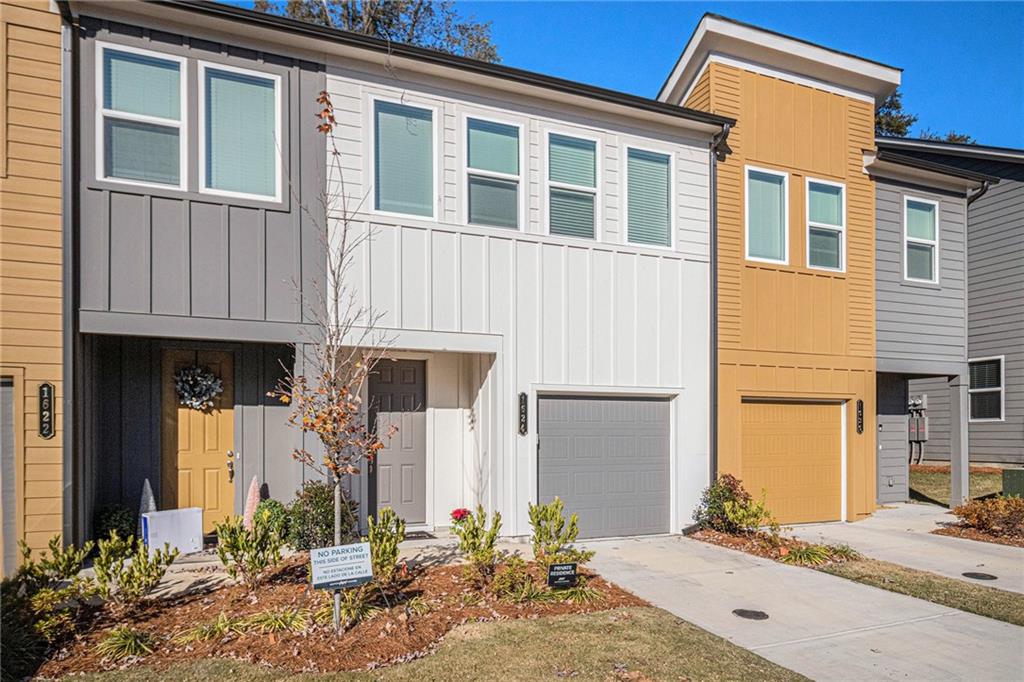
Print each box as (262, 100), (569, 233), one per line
(909, 467), (1002, 508)
(67, 607), (805, 682)
(822, 559), (1024, 626)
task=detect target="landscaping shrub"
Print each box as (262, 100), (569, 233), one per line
(723, 494), (779, 536)
(256, 498), (289, 537)
(175, 613), (245, 644)
(244, 607), (311, 634)
(93, 531), (179, 616)
(451, 506), (503, 583)
(779, 544), (831, 567)
(694, 474), (753, 533)
(953, 496), (1024, 537)
(492, 555), (535, 600)
(287, 480), (357, 550)
(367, 506), (405, 586)
(93, 505), (135, 546)
(528, 497), (595, 568)
(315, 585), (379, 629)
(96, 626), (153, 662)
(214, 510), (284, 591)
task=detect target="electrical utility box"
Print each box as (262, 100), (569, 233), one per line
(908, 416), (929, 442)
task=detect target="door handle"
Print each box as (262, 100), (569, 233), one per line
(226, 450), (236, 482)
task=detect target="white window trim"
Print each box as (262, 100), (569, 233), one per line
(543, 128), (602, 241)
(367, 93), (441, 222)
(744, 165), (789, 265)
(968, 355), (1005, 423)
(198, 60), (283, 203)
(460, 111), (525, 231)
(805, 177), (846, 272)
(903, 195), (940, 284)
(94, 41), (188, 192)
(622, 143), (676, 251)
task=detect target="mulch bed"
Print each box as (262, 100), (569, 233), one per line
(690, 528), (858, 567)
(37, 555), (645, 677)
(932, 525), (1024, 548)
(910, 464), (1004, 475)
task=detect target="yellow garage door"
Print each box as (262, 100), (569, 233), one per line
(740, 401), (842, 524)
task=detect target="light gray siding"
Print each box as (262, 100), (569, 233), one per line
(77, 17), (325, 342)
(876, 373), (909, 503)
(907, 375), (953, 461)
(875, 179), (968, 373)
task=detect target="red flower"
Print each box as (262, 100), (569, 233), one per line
(451, 508), (470, 523)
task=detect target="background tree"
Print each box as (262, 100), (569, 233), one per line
(875, 88), (918, 137)
(919, 129), (976, 144)
(253, 0), (500, 62)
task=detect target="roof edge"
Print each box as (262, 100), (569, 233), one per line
(876, 136), (1024, 164)
(874, 150), (1001, 184)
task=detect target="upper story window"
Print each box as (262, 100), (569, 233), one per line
(98, 44), (186, 189)
(745, 166), (788, 263)
(466, 118), (520, 229)
(806, 179), (845, 271)
(547, 133), (597, 239)
(626, 147), (672, 247)
(969, 357), (1004, 421)
(200, 63), (281, 200)
(904, 197), (939, 283)
(375, 100), (434, 218)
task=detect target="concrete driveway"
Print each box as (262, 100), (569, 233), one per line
(790, 503), (1024, 594)
(584, 535), (1024, 681)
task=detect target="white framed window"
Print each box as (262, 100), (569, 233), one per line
(745, 165), (788, 264)
(903, 196), (939, 283)
(806, 178), (845, 271)
(199, 62), (282, 201)
(969, 356), (1004, 422)
(95, 42), (187, 190)
(464, 116), (521, 229)
(372, 97), (437, 219)
(546, 131), (599, 239)
(625, 146), (673, 248)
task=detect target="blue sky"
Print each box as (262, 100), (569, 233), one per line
(238, 2), (1023, 148)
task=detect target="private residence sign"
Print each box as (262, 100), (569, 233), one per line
(310, 542), (373, 590)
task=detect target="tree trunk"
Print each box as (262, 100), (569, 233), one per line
(333, 473), (342, 633)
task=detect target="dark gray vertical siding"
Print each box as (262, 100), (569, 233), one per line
(77, 18), (325, 340)
(876, 373), (909, 502)
(875, 179), (968, 366)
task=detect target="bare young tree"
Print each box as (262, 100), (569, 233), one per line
(268, 91), (394, 629)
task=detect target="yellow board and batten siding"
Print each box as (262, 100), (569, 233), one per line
(0, 0), (63, 567)
(687, 62), (877, 522)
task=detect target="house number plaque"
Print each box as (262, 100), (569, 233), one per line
(39, 382), (55, 440)
(856, 399), (864, 434)
(518, 392), (528, 436)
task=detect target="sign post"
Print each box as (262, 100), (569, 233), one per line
(310, 542), (374, 632)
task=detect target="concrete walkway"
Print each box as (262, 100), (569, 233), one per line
(584, 535), (1024, 681)
(790, 503), (1024, 594)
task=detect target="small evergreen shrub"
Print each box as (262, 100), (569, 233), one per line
(694, 474), (753, 533)
(256, 498), (289, 537)
(451, 505), (503, 584)
(214, 509), (284, 591)
(528, 497), (594, 567)
(953, 496), (1024, 536)
(287, 480), (357, 550)
(175, 613), (245, 644)
(96, 626), (154, 662)
(723, 494), (778, 536)
(492, 555), (534, 600)
(93, 506), (135, 547)
(367, 506), (405, 586)
(93, 531), (179, 616)
(315, 585), (379, 629)
(780, 543), (832, 566)
(243, 607), (311, 633)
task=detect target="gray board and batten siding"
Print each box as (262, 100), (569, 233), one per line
(76, 16), (327, 344)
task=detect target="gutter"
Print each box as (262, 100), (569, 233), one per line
(967, 180), (991, 206)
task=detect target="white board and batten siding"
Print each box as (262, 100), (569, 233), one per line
(324, 63), (714, 535)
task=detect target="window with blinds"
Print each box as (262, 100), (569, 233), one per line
(375, 100), (434, 217)
(905, 197), (939, 282)
(548, 133), (597, 239)
(466, 118), (519, 228)
(969, 358), (1003, 421)
(807, 180), (845, 271)
(627, 148), (671, 247)
(99, 45), (184, 187)
(202, 65), (279, 199)
(746, 168), (787, 263)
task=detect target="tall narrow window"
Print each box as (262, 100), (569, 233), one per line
(627, 148), (671, 247)
(904, 197), (938, 282)
(969, 358), (1004, 421)
(746, 168), (787, 263)
(548, 133), (597, 239)
(466, 118), (519, 228)
(807, 180), (845, 270)
(99, 45), (184, 187)
(375, 100), (434, 217)
(202, 65), (280, 199)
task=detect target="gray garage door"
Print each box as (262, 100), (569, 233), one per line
(537, 396), (670, 538)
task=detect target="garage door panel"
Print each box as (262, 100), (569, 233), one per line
(538, 396), (670, 539)
(741, 401), (842, 524)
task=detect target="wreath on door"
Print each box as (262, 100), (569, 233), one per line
(174, 365), (224, 411)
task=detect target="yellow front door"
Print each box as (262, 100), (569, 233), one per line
(161, 349), (234, 533)
(740, 401), (843, 524)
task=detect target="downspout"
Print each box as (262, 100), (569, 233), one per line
(57, 0), (80, 545)
(708, 123), (732, 484)
(967, 180), (990, 206)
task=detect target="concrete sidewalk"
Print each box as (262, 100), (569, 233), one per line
(584, 535), (1024, 681)
(790, 503), (1024, 594)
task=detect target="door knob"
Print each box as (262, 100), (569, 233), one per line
(226, 450), (236, 482)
